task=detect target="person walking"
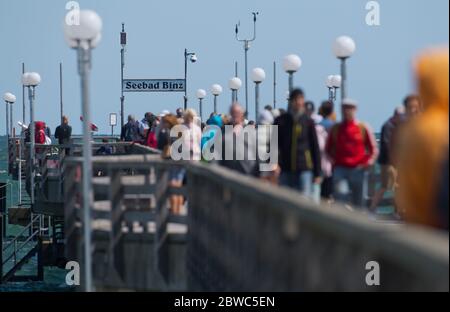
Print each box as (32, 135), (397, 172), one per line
(326, 98), (378, 209)
(395, 48), (448, 229)
(369, 106), (404, 213)
(275, 89), (321, 198)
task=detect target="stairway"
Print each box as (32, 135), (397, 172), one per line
(1, 214), (44, 283)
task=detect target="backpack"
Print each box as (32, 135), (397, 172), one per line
(330, 122), (367, 158)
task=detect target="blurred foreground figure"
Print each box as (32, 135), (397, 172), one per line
(395, 47), (449, 229)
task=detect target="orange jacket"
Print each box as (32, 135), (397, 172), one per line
(395, 48), (449, 229)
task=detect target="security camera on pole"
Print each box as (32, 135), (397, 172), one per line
(63, 9), (102, 292)
(184, 49), (197, 110)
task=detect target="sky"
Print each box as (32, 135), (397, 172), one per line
(0, 0), (448, 135)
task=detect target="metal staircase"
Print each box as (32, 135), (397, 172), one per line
(1, 214), (45, 283)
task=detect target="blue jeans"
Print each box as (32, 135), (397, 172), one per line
(280, 171), (313, 198)
(333, 166), (368, 208)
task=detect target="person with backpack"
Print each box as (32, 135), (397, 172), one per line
(325, 99), (378, 209)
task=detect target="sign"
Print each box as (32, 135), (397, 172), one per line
(123, 79), (186, 93)
(109, 113), (117, 126)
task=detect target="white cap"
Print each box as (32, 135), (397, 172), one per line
(342, 98), (358, 107)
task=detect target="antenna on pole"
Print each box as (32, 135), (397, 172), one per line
(235, 12), (259, 119)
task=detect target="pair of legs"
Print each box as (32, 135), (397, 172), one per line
(370, 165), (397, 212)
(333, 166), (368, 209)
(279, 171), (313, 198)
(169, 168), (186, 215)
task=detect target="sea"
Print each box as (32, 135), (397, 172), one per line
(0, 135), (73, 292)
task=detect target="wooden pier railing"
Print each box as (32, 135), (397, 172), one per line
(62, 146), (449, 292)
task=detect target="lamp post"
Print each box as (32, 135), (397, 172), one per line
(63, 9), (102, 292)
(22, 73), (41, 207)
(228, 77), (242, 104)
(211, 84), (223, 114)
(283, 54), (302, 92)
(235, 12), (258, 118)
(184, 49), (197, 110)
(4, 93), (16, 138)
(251, 67), (266, 120)
(4, 94), (16, 137)
(332, 36), (356, 104)
(326, 75), (341, 102)
(196, 89), (206, 121)
(120, 23), (127, 128)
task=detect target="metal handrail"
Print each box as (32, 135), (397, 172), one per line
(2, 214), (40, 253)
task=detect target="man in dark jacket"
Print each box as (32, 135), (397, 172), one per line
(54, 116), (72, 145)
(370, 107), (404, 212)
(274, 88), (321, 197)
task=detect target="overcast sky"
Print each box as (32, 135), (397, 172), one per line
(0, 0), (448, 135)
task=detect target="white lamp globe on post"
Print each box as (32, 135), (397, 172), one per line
(283, 54), (302, 92)
(22, 72), (41, 208)
(63, 9), (102, 293)
(325, 75), (342, 102)
(211, 84), (223, 114)
(196, 89), (207, 121)
(4, 92), (16, 137)
(228, 77), (242, 104)
(251, 67), (266, 120)
(332, 36), (355, 104)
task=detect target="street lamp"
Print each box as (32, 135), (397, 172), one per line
(3, 93), (16, 137)
(283, 54), (302, 92)
(211, 84), (223, 114)
(63, 9), (102, 292)
(235, 12), (258, 119)
(22, 72), (41, 208)
(332, 36), (356, 104)
(184, 49), (197, 110)
(196, 89), (206, 121)
(251, 67), (266, 120)
(228, 77), (242, 104)
(120, 23), (127, 128)
(326, 75), (341, 102)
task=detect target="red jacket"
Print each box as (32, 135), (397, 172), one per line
(146, 131), (158, 149)
(35, 121), (46, 144)
(326, 120), (378, 168)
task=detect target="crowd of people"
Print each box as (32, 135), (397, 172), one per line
(21, 48), (447, 231)
(114, 48), (448, 232)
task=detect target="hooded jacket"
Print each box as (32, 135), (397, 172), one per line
(395, 48), (449, 229)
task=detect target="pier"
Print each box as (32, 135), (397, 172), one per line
(1, 137), (448, 291)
